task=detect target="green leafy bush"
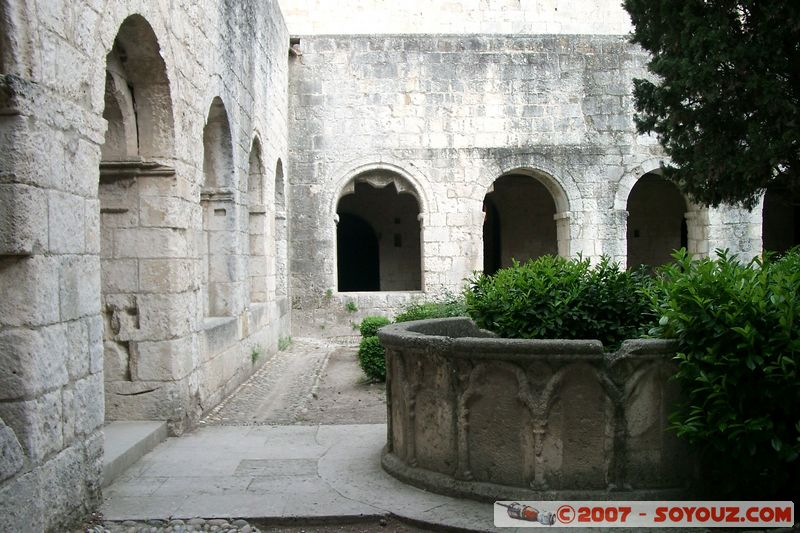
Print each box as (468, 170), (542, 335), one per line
(464, 255), (653, 350)
(647, 249), (800, 497)
(357, 335), (386, 381)
(359, 316), (391, 338)
(394, 294), (467, 323)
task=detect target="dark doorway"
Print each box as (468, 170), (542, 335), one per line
(763, 186), (800, 255)
(337, 213), (380, 291)
(627, 173), (687, 269)
(336, 178), (422, 291)
(483, 197), (502, 275)
(482, 174), (558, 272)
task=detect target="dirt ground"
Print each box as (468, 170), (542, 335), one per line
(297, 345), (387, 425)
(200, 338), (387, 426)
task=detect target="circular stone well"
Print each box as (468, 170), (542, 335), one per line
(378, 318), (694, 501)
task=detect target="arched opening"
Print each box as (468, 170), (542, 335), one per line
(626, 172), (688, 269)
(102, 15), (174, 160)
(337, 214), (380, 291)
(247, 139), (266, 303)
(482, 174), (558, 274)
(99, 15), (176, 422)
(336, 174), (422, 291)
(762, 185), (800, 254)
(274, 159), (288, 298)
(201, 97), (236, 317)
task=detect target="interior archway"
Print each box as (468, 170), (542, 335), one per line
(482, 174), (558, 274)
(336, 175), (422, 291)
(626, 172), (688, 269)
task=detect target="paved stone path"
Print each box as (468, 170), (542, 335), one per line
(200, 338), (335, 426)
(98, 425), (498, 532)
(199, 337), (386, 427)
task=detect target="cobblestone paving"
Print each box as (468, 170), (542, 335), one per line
(81, 517), (432, 533)
(82, 517), (261, 532)
(200, 338), (337, 426)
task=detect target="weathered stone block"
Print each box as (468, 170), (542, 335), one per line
(135, 335), (195, 381)
(103, 340), (130, 382)
(200, 316), (239, 359)
(63, 318), (91, 381)
(113, 227), (188, 259)
(69, 373), (104, 437)
(101, 258), (138, 293)
(87, 315), (104, 374)
(139, 258), (197, 293)
(0, 418), (24, 482)
(40, 444), (92, 529)
(208, 281), (239, 317)
(105, 379), (186, 423)
(59, 255), (100, 321)
(0, 470), (44, 533)
(139, 196), (192, 229)
(249, 233), (266, 255)
(137, 291), (194, 339)
(84, 198), (101, 255)
(204, 203), (241, 232)
(0, 255), (60, 327)
(0, 325), (69, 400)
(48, 190), (86, 254)
(0, 390), (63, 462)
(207, 230), (240, 257)
(0, 183), (48, 255)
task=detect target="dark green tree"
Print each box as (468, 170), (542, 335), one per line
(623, 0), (800, 208)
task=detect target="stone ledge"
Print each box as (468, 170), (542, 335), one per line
(102, 420), (167, 488)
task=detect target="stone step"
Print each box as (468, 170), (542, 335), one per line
(102, 420), (168, 488)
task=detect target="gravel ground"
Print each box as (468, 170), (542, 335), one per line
(199, 338), (386, 426)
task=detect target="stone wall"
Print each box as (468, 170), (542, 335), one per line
(0, 0), (290, 530)
(287, 34), (762, 335)
(279, 0), (635, 35)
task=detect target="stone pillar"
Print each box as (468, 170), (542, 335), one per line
(600, 209), (629, 267)
(554, 211), (572, 258)
(704, 205), (760, 262)
(202, 187), (245, 317)
(0, 74), (104, 532)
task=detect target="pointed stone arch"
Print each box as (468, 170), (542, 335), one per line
(103, 14), (175, 161)
(201, 97), (238, 317)
(247, 137), (267, 303)
(274, 159), (288, 298)
(203, 97), (234, 190)
(98, 14), (181, 425)
(335, 168), (424, 291)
